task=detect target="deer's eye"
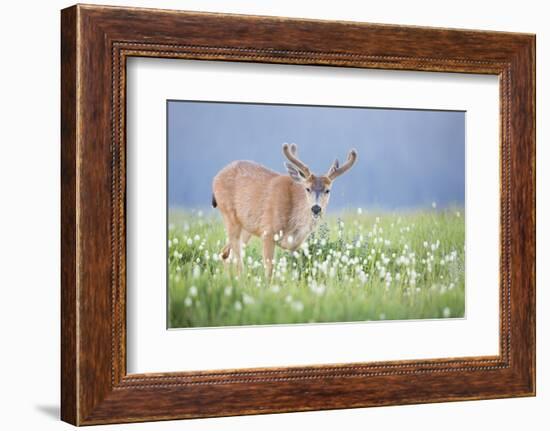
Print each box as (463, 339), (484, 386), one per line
(325, 189), (330, 194)
(306, 188), (311, 193)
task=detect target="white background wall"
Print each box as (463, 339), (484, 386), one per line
(0, 0), (546, 429)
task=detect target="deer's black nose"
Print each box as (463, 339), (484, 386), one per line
(311, 205), (322, 215)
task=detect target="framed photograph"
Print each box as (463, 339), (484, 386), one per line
(165, 101), (466, 329)
(61, 4), (535, 425)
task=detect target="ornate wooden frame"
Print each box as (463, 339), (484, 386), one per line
(61, 4), (535, 425)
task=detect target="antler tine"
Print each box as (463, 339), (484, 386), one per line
(289, 143), (298, 155)
(327, 149), (358, 180)
(282, 143), (311, 178)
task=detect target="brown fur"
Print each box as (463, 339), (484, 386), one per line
(212, 144), (357, 278)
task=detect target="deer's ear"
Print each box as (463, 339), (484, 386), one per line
(285, 162), (305, 182)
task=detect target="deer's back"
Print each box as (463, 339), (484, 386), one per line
(213, 161), (280, 230)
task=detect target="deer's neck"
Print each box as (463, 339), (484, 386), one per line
(283, 184), (318, 249)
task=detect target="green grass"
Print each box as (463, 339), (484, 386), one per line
(168, 208), (465, 328)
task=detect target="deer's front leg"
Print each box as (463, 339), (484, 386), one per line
(262, 237), (275, 280)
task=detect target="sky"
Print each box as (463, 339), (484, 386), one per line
(168, 100), (465, 211)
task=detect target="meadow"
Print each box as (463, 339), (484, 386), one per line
(167, 208), (465, 328)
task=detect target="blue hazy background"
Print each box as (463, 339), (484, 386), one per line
(168, 101), (465, 211)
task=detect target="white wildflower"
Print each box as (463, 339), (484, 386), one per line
(184, 297), (192, 307)
(242, 293), (255, 305)
(309, 282), (326, 295)
(234, 301), (242, 311)
(189, 285), (198, 297)
(192, 266), (201, 278)
(291, 301), (304, 312)
(443, 307), (451, 318)
(224, 286), (232, 296)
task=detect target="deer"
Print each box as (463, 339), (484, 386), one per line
(211, 143), (357, 279)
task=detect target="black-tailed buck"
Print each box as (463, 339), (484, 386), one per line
(212, 143), (357, 278)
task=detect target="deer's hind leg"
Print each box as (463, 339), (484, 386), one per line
(220, 243), (231, 260)
(240, 230), (252, 247)
(219, 210), (243, 274)
(262, 237), (275, 281)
